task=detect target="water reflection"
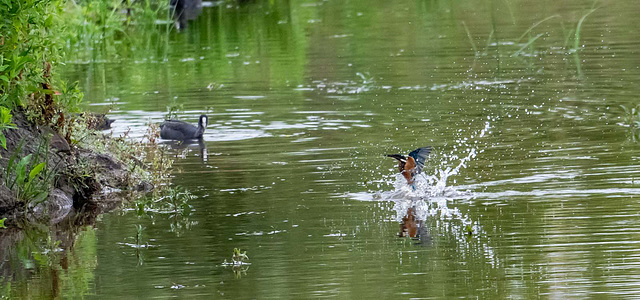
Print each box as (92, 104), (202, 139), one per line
(171, 0), (203, 30)
(0, 212), (99, 299)
(161, 138), (208, 163)
(398, 205), (431, 246)
(49, 0), (640, 298)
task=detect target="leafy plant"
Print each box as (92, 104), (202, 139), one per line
(0, 51), (34, 109)
(134, 224), (146, 265)
(222, 248), (251, 278)
(5, 139), (56, 205)
(134, 224), (145, 246)
(165, 103), (184, 120)
(223, 247), (250, 265)
(8, 154), (48, 204)
(512, 33), (545, 57)
(572, 9), (597, 52)
(510, 15), (559, 58)
(516, 15), (559, 43)
(0, 217), (6, 229)
(0, 0), (86, 136)
(63, 0), (174, 62)
(0, 106), (16, 150)
(32, 235), (62, 268)
(165, 186), (193, 212)
(232, 248), (249, 264)
(464, 222), (474, 236)
(620, 104), (640, 128)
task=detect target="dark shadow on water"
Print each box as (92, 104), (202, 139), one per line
(171, 0), (203, 30)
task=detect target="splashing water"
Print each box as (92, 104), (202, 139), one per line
(385, 172), (472, 224)
(344, 120), (493, 238)
(360, 120), (495, 240)
(382, 121), (491, 201)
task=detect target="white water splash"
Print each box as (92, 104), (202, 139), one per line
(344, 121), (494, 234)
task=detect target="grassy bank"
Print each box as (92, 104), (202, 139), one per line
(0, 0), (174, 222)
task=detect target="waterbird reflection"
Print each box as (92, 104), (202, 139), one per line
(160, 138), (208, 163)
(170, 0), (203, 30)
(398, 205), (432, 246)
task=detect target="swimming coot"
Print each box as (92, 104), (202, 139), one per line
(160, 114), (207, 140)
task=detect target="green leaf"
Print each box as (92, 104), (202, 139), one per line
(45, 15), (53, 27)
(0, 217), (6, 229)
(621, 105), (630, 114)
(0, 133), (6, 150)
(0, 106), (13, 124)
(32, 192), (49, 204)
(29, 162), (46, 181)
(15, 154), (32, 184)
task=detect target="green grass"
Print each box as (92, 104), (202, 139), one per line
(517, 15), (558, 43)
(512, 33), (545, 57)
(63, 0), (174, 62)
(571, 8), (598, 77)
(461, 21), (478, 56)
(573, 9), (597, 51)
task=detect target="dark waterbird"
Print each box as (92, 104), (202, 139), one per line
(386, 147), (432, 184)
(160, 115), (208, 140)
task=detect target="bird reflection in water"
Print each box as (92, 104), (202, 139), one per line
(161, 139), (208, 163)
(398, 205), (432, 246)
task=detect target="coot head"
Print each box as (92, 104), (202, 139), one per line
(199, 114), (208, 128)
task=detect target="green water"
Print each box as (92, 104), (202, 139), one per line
(4, 0), (640, 298)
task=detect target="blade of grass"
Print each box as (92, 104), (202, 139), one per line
(461, 21), (478, 55)
(563, 28), (575, 50)
(517, 15), (559, 42)
(573, 9), (597, 51)
(512, 33), (544, 57)
(483, 29), (494, 56)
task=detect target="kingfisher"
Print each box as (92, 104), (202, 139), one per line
(386, 147), (432, 185)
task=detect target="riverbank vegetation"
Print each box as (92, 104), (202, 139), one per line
(0, 0), (175, 225)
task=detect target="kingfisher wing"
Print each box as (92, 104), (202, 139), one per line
(408, 147), (432, 173)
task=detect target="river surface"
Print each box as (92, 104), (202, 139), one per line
(4, 0), (640, 298)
